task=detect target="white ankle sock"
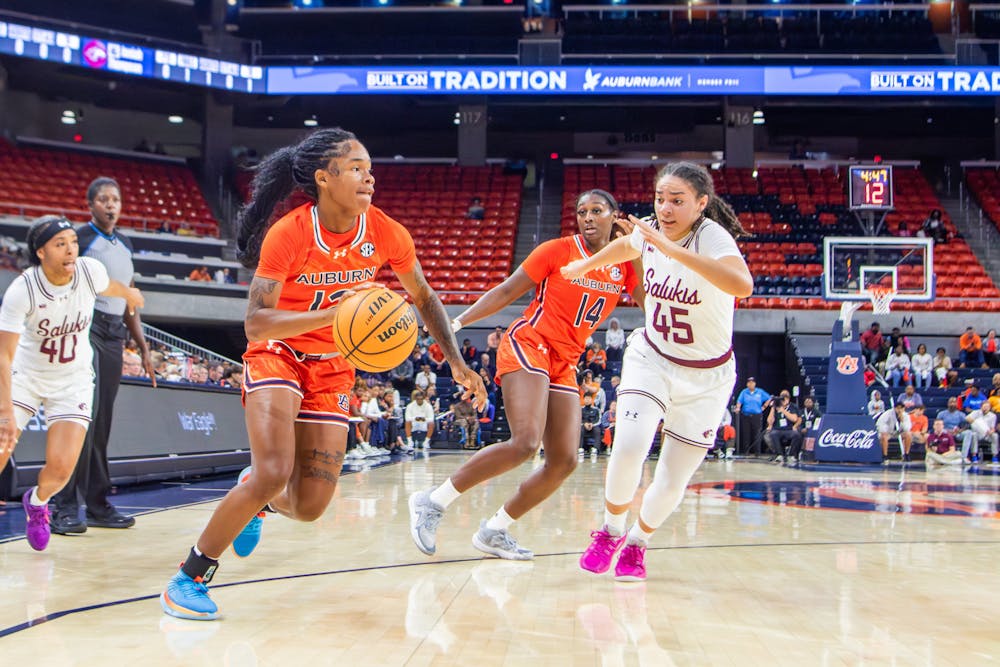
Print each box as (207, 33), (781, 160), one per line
(627, 521), (654, 546)
(429, 478), (461, 509)
(604, 510), (627, 536)
(29, 486), (47, 506)
(485, 507), (514, 532)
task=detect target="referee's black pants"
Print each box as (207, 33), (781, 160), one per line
(739, 413), (763, 455)
(53, 313), (125, 519)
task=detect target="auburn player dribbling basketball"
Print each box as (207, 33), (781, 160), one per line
(409, 190), (644, 560)
(161, 128), (486, 620)
(562, 162), (752, 582)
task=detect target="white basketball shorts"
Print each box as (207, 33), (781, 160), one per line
(10, 367), (95, 431)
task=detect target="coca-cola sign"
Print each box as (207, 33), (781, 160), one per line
(818, 428), (876, 450)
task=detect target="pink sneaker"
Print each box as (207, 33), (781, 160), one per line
(614, 542), (646, 582)
(580, 528), (626, 574)
(22, 489), (51, 552)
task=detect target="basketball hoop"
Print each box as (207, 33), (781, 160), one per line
(866, 285), (896, 315)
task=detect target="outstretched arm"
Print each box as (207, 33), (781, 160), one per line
(452, 267), (536, 330)
(560, 236), (640, 281)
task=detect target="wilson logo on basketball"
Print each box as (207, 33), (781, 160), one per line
(836, 355), (859, 375)
(376, 309), (416, 344)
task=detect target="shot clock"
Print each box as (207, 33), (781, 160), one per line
(848, 165), (894, 210)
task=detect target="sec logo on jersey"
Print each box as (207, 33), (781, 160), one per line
(360, 242), (375, 258)
(609, 266), (622, 281)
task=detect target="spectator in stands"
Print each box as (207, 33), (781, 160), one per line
(604, 318), (625, 362)
(224, 367), (243, 390)
(763, 392), (801, 463)
(897, 384), (923, 413)
(591, 374), (607, 414)
(932, 346), (952, 386)
(360, 388), (386, 450)
(867, 390), (885, 417)
(606, 375), (620, 405)
(156, 221), (172, 234)
(189, 364), (210, 385)
(214, 267), (231, 284)
(922, 209), (948, 244)
(408, 346), (428, 373)
(959, 326), (986, 369)
(486, 326), (503, 364)
(427, 337), (449, 376)
(479, 352), (495, 379)
(122, 351), (144, 378)
(382, 388), (407, 453)
(460, 338), (478, 370)
(713, 408), (736, 460)
(876, 403), (912, 463)
(984, 329), (1000, 368)
(884, 327), (911, 357)
(958, 380), (986, 413)
(390, 355), (415, 400)
(416, 325), (433, 354)
(961, 402), (998, 464)
(793, 396), (822, 462)
(885, 345), (911, 388)
(734, 377), (771, 455)
(586, 342), (607, 376)
(207, 363), (226, 387)
(466, 197), (486, 221)
(350, 387), (369, 446)
(925, 418), (961, 466)
(477, 397), (495, 446)
(600, 400), (617, 456)
(176, 222), (195, 237)
(989, 373), (1000, 410)
(896, 221), (913, 238)
(477, 366), (497, 403)
(452, 395), (478, 449)
(188, 265), (212, 282)
(909, 343), (933, 390)
(937, 396), (966, 435)
(415, 363), (436, 392)
(580, 394), (602, 456)
(53, 176), (156, 536)
(860, 322), (883, 366)
(579, 369), (600, 404)
(788, 140), (807, 160)
(909, 405), (929, 453)
(405, 390), (435, 450)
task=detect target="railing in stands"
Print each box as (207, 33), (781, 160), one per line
(0, 202), (218, 238)
(141, 323), (243, 368)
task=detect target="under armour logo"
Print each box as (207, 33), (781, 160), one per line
(623, 410), (639, 420)
(537, 343), (548, 354)
(266, 341), (281, 354)
(329, 248), (350, 260)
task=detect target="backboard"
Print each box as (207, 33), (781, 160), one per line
(822, 236), (935, 302)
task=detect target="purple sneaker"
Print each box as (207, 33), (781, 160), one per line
(580, 528), (626, 574)
(614, 542), (647, 582)
(22, 489), (51, 552)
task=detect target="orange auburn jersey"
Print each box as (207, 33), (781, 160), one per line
(254, 203), (416, 354)
(518, 235), (638, 356)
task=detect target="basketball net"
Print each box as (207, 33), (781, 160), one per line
(866, 285), (896, 315)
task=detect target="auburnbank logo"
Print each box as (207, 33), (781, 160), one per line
(367, 69), (567, 92)
(582, 67), (684, 91)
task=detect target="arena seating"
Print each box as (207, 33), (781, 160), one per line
(562, 164), (1000, 311)
(562, 10), (940, 58)
(0, 140), (219, 237)
(370, 164), (522, 304)
(965, 168), (1000, 235)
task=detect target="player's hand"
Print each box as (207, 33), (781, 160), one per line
(451, 363), (488, 411)
(0, 407), (17, 455)
(634, 218), (677, 257)
(140, 348), (158, 388)
(560, 259), (589, 281)
(124, 287), (145, 316)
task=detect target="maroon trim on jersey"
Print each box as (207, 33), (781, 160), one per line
(642, 331), (732, 369)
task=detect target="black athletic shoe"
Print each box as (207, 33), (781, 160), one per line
(86, 510), (135, 529)
(51, 513), (87, 535)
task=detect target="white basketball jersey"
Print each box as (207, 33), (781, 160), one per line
(628, 218), (741, 362)
(0, 257), (109, 377)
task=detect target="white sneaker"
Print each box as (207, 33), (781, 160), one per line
(408, 490), (444, 556)
(472, 520), (533, 561)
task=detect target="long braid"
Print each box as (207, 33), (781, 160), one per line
(655, 162), (747, 239)
(235, 127), (357, 268)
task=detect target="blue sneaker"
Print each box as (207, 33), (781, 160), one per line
(232, 466), (265, 558)
(160, 570), (219, 621)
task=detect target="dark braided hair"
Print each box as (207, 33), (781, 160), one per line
(655, 162), (746, 239)
(575, 189), (625, 240)
(236, 127), (358, 268)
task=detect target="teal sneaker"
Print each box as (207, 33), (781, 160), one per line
(232, 466), (264, 558)
(160, 570), (219, 621)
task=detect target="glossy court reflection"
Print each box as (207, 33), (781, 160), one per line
(1, 455), (999, 665)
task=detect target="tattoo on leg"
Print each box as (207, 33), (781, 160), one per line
(303, 465), (336, 484)
(306, 448), (344, 466)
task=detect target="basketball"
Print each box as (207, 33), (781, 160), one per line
(331, 287), (418, 373)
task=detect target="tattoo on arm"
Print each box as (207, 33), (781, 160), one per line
(247, 278), (279, 315)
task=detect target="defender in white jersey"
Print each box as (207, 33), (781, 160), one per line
(562, 162), (753, 582)
(0, 216), (144, 551)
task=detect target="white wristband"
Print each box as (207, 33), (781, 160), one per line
(451, 318), (463, 333)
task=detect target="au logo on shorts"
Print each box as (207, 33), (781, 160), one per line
(360, 242), (376, 258)
(338, 394), (350, 412)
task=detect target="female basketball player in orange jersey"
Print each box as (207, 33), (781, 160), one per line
(408, 190), (644, 560)
(161, 128), (486, 620)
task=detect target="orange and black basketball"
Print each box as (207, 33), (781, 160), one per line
(331, 287), (418, 373)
